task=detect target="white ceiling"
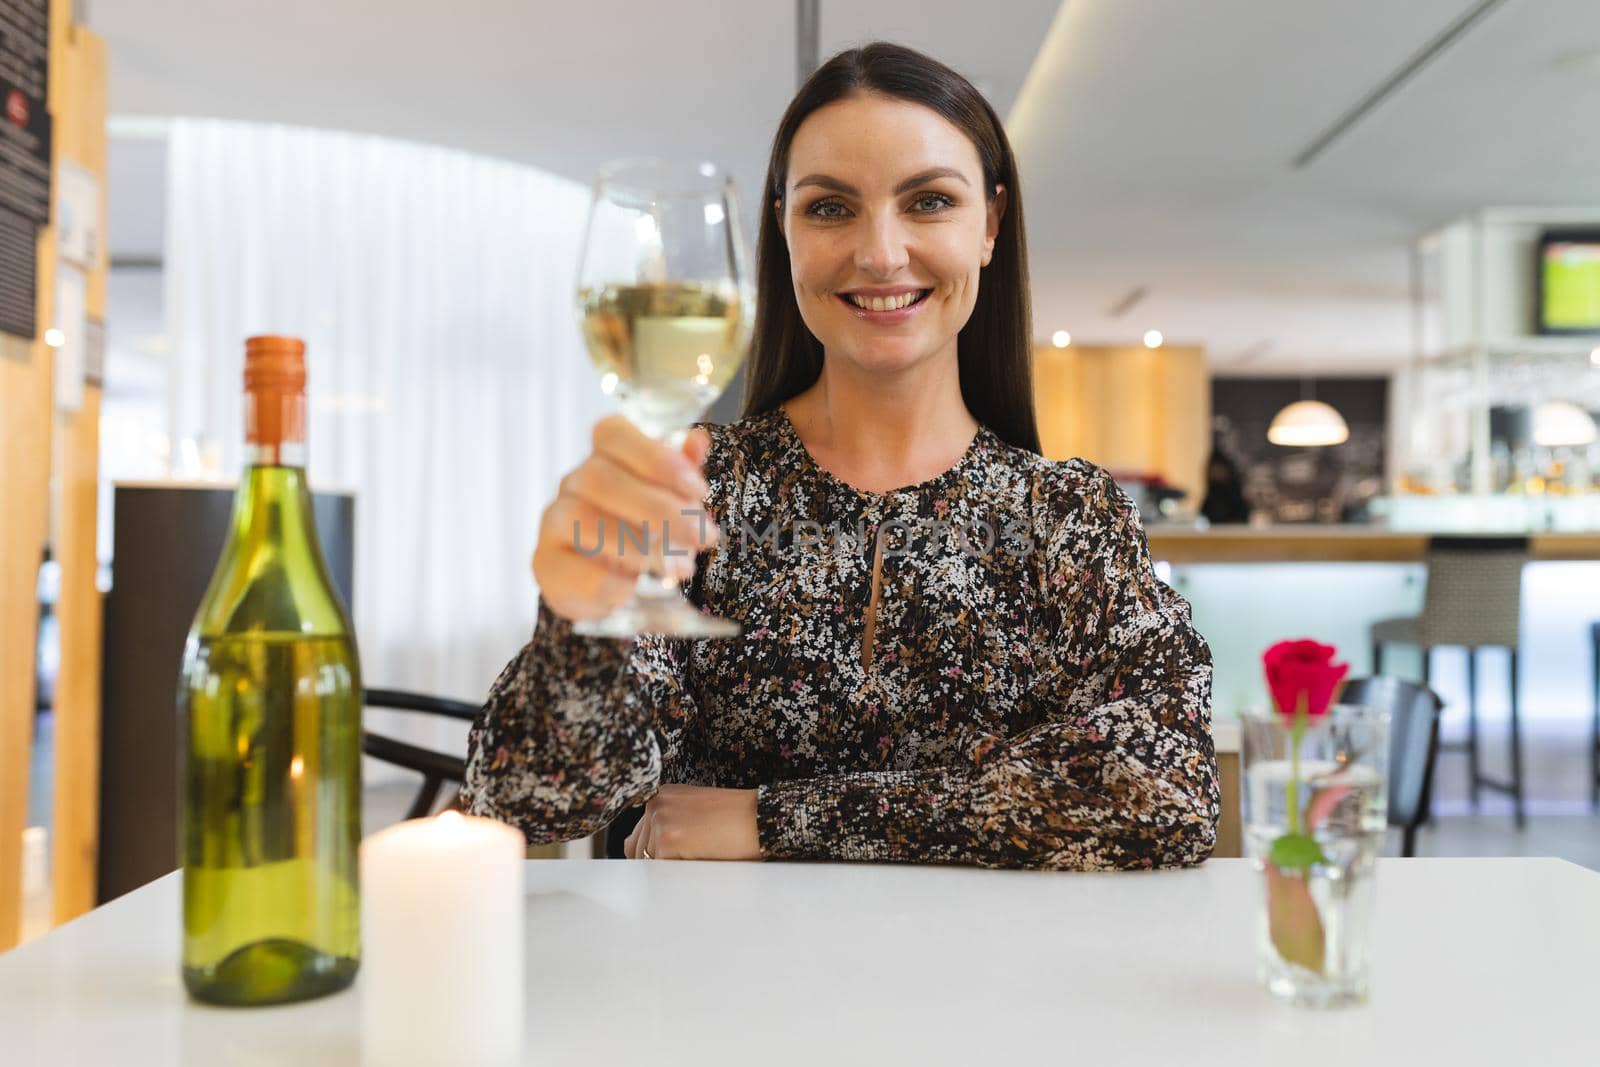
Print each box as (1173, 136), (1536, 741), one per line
(94, 1), (1056, 253)
(1011, 0), (1600, 374)
(93, 0), (1600, 376)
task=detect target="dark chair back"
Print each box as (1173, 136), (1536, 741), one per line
(606, 806), (645, 859)
(1340, 675), (1444, 856)
(363, 688), (478, 821)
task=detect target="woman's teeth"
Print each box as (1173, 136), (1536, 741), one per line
(846, 291), (926, 311)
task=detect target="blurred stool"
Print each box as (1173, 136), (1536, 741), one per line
(1589, 623), (1600, 810)
(1370, 537), (1527, 828)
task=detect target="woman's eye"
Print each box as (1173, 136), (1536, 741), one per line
(806, 199), (849, 218)
(910, 193), (954, 212)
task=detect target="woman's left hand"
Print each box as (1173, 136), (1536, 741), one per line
(623, 785), (762, 861)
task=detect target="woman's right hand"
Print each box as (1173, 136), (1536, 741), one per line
(533, 415), (721, 622)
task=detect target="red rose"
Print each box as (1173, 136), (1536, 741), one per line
(1263, 639), (1349, 720)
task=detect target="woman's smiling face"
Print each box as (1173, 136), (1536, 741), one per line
(781, 92), (1005, 377)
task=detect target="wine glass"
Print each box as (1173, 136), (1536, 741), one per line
(573, 158), (753, 638)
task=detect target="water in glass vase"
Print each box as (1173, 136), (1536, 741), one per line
(578, 280), (748, 439)
(1245, 758), (1384, 1007)
(181, 632), (361, 1005)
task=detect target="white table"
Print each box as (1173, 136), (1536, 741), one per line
(2, 858), (1596, 1065)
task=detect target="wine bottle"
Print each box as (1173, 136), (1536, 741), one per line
(179, 335), (361, 1005)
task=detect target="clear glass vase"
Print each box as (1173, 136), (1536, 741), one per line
(1241, 704), (1389, 1007)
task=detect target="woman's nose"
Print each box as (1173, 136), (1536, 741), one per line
(854, 213), (910, 278)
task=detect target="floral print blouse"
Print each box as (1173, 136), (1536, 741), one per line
(462, 407), (1219, 870)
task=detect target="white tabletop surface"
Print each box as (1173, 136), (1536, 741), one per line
(2, 857), (1596, 1066)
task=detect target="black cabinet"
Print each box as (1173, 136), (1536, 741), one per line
(97, 484), (354, 904)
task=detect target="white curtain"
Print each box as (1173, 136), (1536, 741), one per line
(165, 119), (613, 778)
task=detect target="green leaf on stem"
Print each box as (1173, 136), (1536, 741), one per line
(1269, 832), (1327, 870)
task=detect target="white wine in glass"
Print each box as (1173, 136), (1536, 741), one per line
(573, 159), (753, 637)
(578, 280), (746, 438)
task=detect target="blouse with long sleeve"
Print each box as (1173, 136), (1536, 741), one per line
(460, 406), (1219, 870)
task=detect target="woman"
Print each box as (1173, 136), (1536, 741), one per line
(462, 43), (1219, 870)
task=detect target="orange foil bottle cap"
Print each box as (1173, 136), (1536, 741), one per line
(243, 334), (308, 452)
(244, 335), (308, 392)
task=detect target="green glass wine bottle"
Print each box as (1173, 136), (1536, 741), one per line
(179, 335), (361, 1005)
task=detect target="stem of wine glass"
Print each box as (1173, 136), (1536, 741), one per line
(641, 424), (691, 597)
(634, 570), (682, 602)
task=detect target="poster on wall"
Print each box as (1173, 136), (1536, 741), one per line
(0, 202), (35, 340)
(0, 0), (50, 346)
(52, 260), (84, 411)
(56, 158), (98, 267)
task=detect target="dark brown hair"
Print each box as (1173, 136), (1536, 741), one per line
(740, 42), (1040, 454)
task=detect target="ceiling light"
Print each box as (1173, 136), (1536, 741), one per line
(1143, 330), (1163, 349)
(1051, 330), (1071, 348)
(1532, 401), (1598, 447)
(1268, 401), (1350, 448)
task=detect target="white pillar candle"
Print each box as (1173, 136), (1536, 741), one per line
(360, 811), (526, 1067)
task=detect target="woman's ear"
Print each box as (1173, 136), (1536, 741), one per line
(981, 184), (1007, 267)
(773, 197), (786, 239)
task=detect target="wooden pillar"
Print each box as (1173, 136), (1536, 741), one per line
(0, 299), (54, 952)
(0, 0), (62, 953)
(1031, 342), (1211, 507)
(50, 20), (108, 926)
(0, 0), (107, 950)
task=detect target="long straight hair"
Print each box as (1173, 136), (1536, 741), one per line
(740, 42), (1040, 454)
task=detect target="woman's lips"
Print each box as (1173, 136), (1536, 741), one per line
(836, 289), (932, 324)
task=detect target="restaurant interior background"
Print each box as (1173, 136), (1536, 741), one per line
(6, 0), (1600, 949)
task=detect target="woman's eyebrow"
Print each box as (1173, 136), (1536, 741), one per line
(792, 174), (858, 195)
(892, 167), (969, 193)
(790, 166), (971, 197)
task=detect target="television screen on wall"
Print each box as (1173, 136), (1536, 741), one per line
(1538, 229), (1600, 335)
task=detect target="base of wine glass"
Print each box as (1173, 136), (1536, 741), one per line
(572, 573), (740, 639)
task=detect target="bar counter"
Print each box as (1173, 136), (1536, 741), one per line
(1148, 525), (1600, 563)
(1143, 525), (1600, 745)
